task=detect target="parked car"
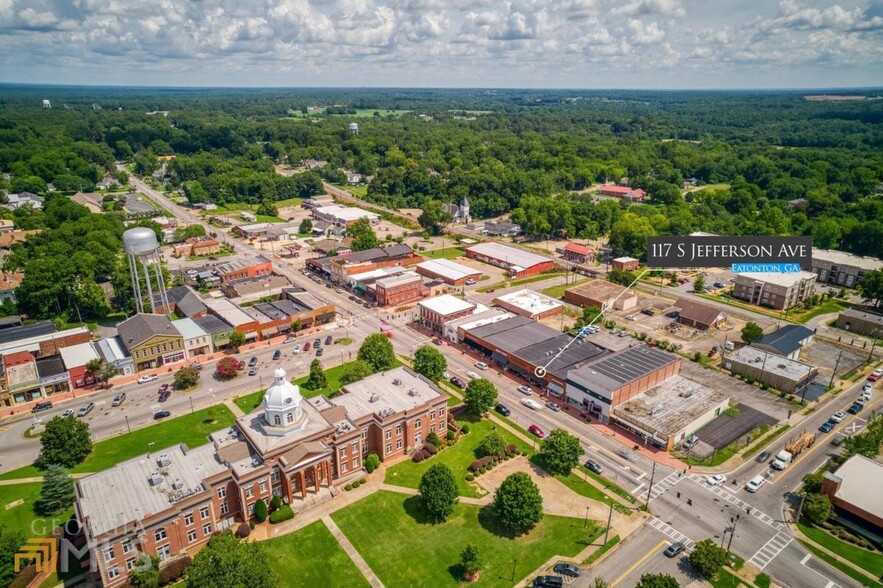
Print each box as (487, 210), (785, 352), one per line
(31, 401), (52, 413)
(831, 434), (846, 446)
(77, 403), (95, 417)
(664, 542), (686, 558)
(495, 404), (511, 416)
(450, 376), (467, 388)
(863, 381), (873, 392)
(466, 371), (480, 379)
(236, 360), (245, 370)
(860, 390), (872, 402)
(303, 342), (311, 351)
(868, 368), (883, 382)
(273, 350), (281, 360)
(432, 338), (443, 345)
(285, 336), (297, 344)
(521, 397), (543, 410)
(474, 361), (488, 370)
(706, 474), (727, 486)
(314, 338), (321, 347)
(584, 460), (603, 474)
(532, 576), (563, 588)
(545, 401), (562, 412)
(553, 562), (580, 578)
(158, 384), (169, 394)
(158, 390), (171, 402)
(293, 344), (302, 353)
(819, 421), (835, 433)
(189, 361), (203, 370)
(154, 410), (171, 420)
(830, 411), (846, 423)
(518, 385), (533, 395)
(62, 409), (75, 418)
(625, 315), (636, 321)
(641, 308), (655, 316)
(111, 392), (126, 407)
(848, 402), (863, 414)
(248, 367), (258, 376)
(714, 282), (726, 289)
(137, 374), (158, 384)
(745, 475), (766, 493)
(316, 348), (324, 357)
(325, 336), (333, 345)
(528, 424), (546, 439)
(683, 435), (700, 449)
(248, 356), (259, 367)
(465, 278), (477, 285)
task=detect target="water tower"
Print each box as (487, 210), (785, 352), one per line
(42, 99), (51, 109)
(349, 122), (358, 135)
(123, 227), (169, 315)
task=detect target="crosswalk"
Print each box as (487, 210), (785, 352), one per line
(687, 474), (783, 531)
(647, 471), (682, 501)
(647, 516), (696, 549)
(748, 531), (793, 570)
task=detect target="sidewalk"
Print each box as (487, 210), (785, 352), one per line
(322, 516), (385, 588)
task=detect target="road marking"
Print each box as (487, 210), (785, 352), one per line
(747, 531), (792, 570)
(801, 553), (812, 565)
(825, 581), (834, 588)
(648, 471), (682, 501)
(610, 539), (667, 588)
(646, 517), (696, 549)
(689, 476), (783, 531)
(632, 483), (645, 495)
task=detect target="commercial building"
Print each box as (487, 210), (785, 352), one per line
(483, 222), (522, 237)
(418, 295), (479, 333)
(374, 271), (423, 307)
(214, 256), (273, 283)
(836, 308), (883, 337)
(811, 248), (883, 288)
(93, 337), (135, 376)
(611, 257), (639, 271)
(821, 455), (883, 531)
(415, 259), (482, 286)
(722, 346), (817, 395)
(171, 319), (213, 358)
(563, 280), (638, 311)
(0, 321), (92, 358)
(445, 309), (511, 343)
(561, 243), (593, 264)
(492, 289), (563, 320)
(75, 366), (448, 588)
(326, 244), (422, 285)
(152, 286), (207, 319)
(221, 274), (291, 300)
(612, 375), (730, 450)
(278, 288), (337, 328)
(173, 238), (221, 258)
(205, 299), (260, 340)
(312, 205), (379, 226)
(59, 341), (101, 389)
(465, 242), (555, 278)
(565, 346), (681, 422)
(674, 297), (727, 330)
(192, 315), (235, 350)
(597, 185), (647, 201)
(117, 314), (185, 372)
(732, 271), (817, 310)
(751, 324), (814, 361)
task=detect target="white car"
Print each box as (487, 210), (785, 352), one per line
(443, 371), (451, 380)
(625, 315), (636, 321)
(517, 385), (533, 395)
(707, 474), (727, 486)
(863, 382), (873, 392)
(293, 344), (302, 353)
(466, 371), (480, 379)
(521, 397), (543, 410)
(137, 374), (158, 384)
(830, 411), (846, 423)
(860, 390), (872, 402)
(474, 361), (489, 370)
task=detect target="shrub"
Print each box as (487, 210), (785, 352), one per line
(460, 423), (470, 434)
(506, 444), (517, 456)
(269, 505), (295, 524)
(249, 520), (255, 530)
(253, 499), (268, 523)
(479, 467), (486, 474)
(424, 443), (438, 455)
(446, 430), (456, 442)
(235, 522), (251, 538)
(270, 495), (282, 512)
(466, 474), (475, 481)
(345, 484), (353, 491)
(158, 556), (191, 584)
(412, 452), (425, 463)
(365, 453), (381, 473)
(469, 456), (496, 472)
(426, 431), (442, 448)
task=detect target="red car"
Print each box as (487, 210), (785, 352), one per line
(868, 368), (883, 382)
(303, 342), (311, 352)
(158, 384), (169, 394)
(528, 424), (546, 439)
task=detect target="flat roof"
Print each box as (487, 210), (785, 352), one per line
(568, 346), (679, 394)
(418, 295), (476, 316)
(826, 455), (883, 520)
(725, 346), (815, 382)
(466, 315), (562, 354)
(416, 259), (481, 281)
(331, 366), (445, 421)
(753, 324), (814, 355)
(204, 299), (255, 327)
(447, 309), (512, 332)
(284, 289), (329, 311)
(193, 314), (234, 335)
(466, 242), (551, 270)
(0, 320), (56, 346)
(735, 271), (817, 288)
(840, 308), (883, 326)
(493, 289), (562, 315)
(613, 256), (638, 263)
(59, 342), (99, 369)
(613, 375), (729, 437)
(171, 318), (208, 341)
(566, 279), (629, 301)
(812, 248), (883, 271)
(514, 334), (607, 379)
(314, 205), (379, 221)
(375, 271), (421, 289)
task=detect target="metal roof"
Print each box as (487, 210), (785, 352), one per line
(466, 242), (551, 269)
(117, 314), (181, 350)
(752, 324), (814, 355)
(193, 314), (234, 335)
(416, 259), (481, 281)
(0, 320), (56, 345)
(568, 346), (679, 394)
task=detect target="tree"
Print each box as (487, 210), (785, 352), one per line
(0, 526), (25, 587)
(419, 464), (458, 521)
(803, 493), (833, 525)
(741, 321), (763, 343)
(304, 359), (327, 390)
(339, 360), (374, 385)
(459, 544), (482, 582)
(229, 331), (246, 348)
(187, 533), (277, 588)
(173, 224), (207, 242)
(174, 366), (199, 390)
(802, 472), (824, 494)
(130, 556), (160, 588)
(357, 333), (396, 371)
(84, 358), (103, 383)
(575, 306), (603, 330)
(215, 356), (241, 380)
(40, 416), (92, 468)
(253, 498), (268, 523)
(256, 200), (278, 217)
(688, 539), (728, 579)
(693, 274), (706, 292)
(859, 269), (883, 308)
(365, 453), (381, 473)
(494, 472), (543, 532)
(539, 429), (584, 475)
(413, 346), (447, 381)
(635, 573), (679, 588)
(39, 465), (76, 515)
(100, 362), (118, 387)
(608, 213), (655, 258)
(477, 428), (507, 458)
(299, 218), (313, 235)
(464, 379), (497, 415)
(348, 217), (379, 251)
(418, 200), (453, 236)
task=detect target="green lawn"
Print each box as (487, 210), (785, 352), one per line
(0, 405), (236, 481)
(255, 215), (285, 223)
(263, 520), (370, 588)
(799, 540), (883, 588)
(542, 278), (590, 300)
(477, 272), (565, 293)
(421, 247), (465, 260)
(0, 483), (73, 541)
(332, 490), (602, 588)
(275, 197), (303, 208)
(709, 568), (750, 588)
(385, 417), (533, 498)
(530, 456), (632, 514)
(697, 293), (849, 325)
(799, 522), (883, 577)
(742, 424), (790, 459)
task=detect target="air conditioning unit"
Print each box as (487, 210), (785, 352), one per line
(149, 472), (163, 487)
(408, 388), (418, 397)
(171, 479), (184, 490)
(157, 455), (171, 468)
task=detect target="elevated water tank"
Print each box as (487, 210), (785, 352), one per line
(349, 122), (359, 134)
(123, 227), (159, 255)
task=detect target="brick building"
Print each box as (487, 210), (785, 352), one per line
(611, 257), (639, 271)
(415, 259), (482, 286)
(214, 256), (273, 283)
(563, 280), (638, 311)
(465, 242), (555, 278)
(821, 455), (883, 532)
(374, 272), (423, 307)
(561, 243), (593, 264)
(418, 295), (478, 333)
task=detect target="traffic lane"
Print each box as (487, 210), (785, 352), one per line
(767, 542), (860, 588)
(583, 527), (696, 588)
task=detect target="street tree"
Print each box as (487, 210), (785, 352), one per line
(304, 359), (327, 391)
(459, 544), (482, 582)
(299, 218), (313, 235)
(38, 465), (76, 515)
(40, 416), (92, 468)
(229, 331), (246, 348)
(186, 533), (277, 588)
(100, 362), (118, 388)
(493, 472), (543, 533)
(741, 321), (763, 343)
(464, 379), (497, 415)
(859, 269), (883, 308)
(477, 428), (507, 458)
(215, 356), (240, 380)
(413, 346), (447, 381)
(349, 217), (379, 251)
(693, 274), (706, 292)
(130, 556), (160, 588)
(635, 573), (679, 588)
(357, 333), (396, 371)
(419, 464), (458, 522)
(174, 366), (199, 390)
(338, 360), (373, 385)
(539, 429), (584, 475)
(84, 358), (103, 382)
(688, 539), (728, 579)
(418, 200), (453, 236)
(803, 493), (833, 525)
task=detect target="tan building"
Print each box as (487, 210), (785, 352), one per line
(117, 314), (185, 372)
(493, 289), (563, 320)
(836, 308), (883, 337)
(732, 271), (817, 310)
(811, 248), (883, 288)
(722, 346), (817, 395)
(563, 279), (638, 311)
(821, 455), (883, 531)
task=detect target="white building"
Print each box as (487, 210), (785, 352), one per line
(171, 318), (214, 358)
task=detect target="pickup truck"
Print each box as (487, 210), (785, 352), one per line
(770, 450), (792, 471)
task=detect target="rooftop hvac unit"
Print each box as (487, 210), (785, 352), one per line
(649, 407), (666, 417)
(157, 454), (172, 467)
(171, 479), (184, 490)
(408, 388), (418, 397)
(777, 364), (787, 369)
(392, 378), (402, 386)
(149, 472), (163, 487)
(369, 393), (379, 403)
(679, 389), (693, 398)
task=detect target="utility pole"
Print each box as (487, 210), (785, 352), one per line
(645, 461), (657, 507)
(829, 349), (843, 388)
(604, 497), (614, 544)
(726, 514), (740, 553)
(796, 492), (807, 523)
(584, 506), (589, 529)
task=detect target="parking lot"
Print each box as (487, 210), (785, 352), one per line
(695, 403), (779, 450)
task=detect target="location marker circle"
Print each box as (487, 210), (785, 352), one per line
(534, 366), (547, 378)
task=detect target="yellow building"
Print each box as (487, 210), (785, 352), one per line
(117, 314), (185, 372)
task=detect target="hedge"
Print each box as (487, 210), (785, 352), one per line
(269, 505), (295, 524)
(424, 443), (438, 455)
(469, 455), (497, 472)
(159, 555), (191, 584)
(236, 522), (251, 538)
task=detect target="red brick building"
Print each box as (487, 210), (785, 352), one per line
(418, 295), (478, 333)
(374, 272), (423, 307)
(597, 185), (647, 201)
(214, 255), (273, 283)
(562, 243), (593, 264)
(821, 455), (883, 531)
(465, 242), (555, 278)
(611, 257), (640, 272)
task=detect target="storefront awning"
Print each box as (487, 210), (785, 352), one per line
(491, 351), (508, 366)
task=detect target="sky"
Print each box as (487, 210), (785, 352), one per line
(0, 0), (881, 89)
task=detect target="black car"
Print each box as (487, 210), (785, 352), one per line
(640, 308), (655, 316)
(316, 348), (323, 357)
(584, 459), (603, 474)
(325, 336), (333, 345)
(552, 562), (580, 577)
(273, 350), (282, 360)
(158, 390), (171, 402)
(495, 403), (511, 416)
(757, 451), (771, 463)
(532, 576), (563, 588)
(248, 356), (259, 367)
(31, 401), (53, 413)
(154, 410), (171, 420)
(664, 542), (686, 558)
(847, 402), (863, 414)
(314, 338), (321, 347)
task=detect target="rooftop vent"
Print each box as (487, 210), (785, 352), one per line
(408, 388), (418, 397)
(149, 472), (163, 487)
(679, 389), (693, 398)
(392, 378), (402, 386)
(157, 454), (171, 468)
(649, 407), (666, 417)
(171, 479), (184, 490)
(369, 392), (379, 403)
(777, 364), (787, 369)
